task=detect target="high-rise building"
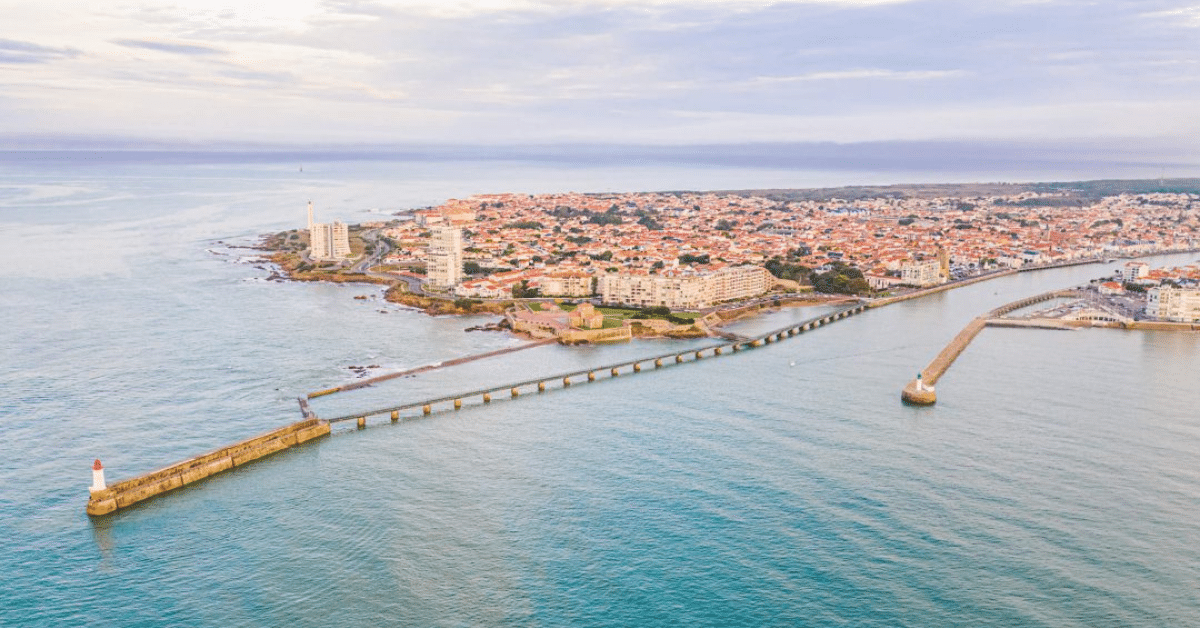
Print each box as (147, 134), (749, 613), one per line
(426, 226), (463, 290)
(307, 201), (351, 261)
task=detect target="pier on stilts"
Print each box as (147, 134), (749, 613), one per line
(87, 302), (870, 516)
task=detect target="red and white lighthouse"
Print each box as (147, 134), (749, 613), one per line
(90, 459), (107, 493)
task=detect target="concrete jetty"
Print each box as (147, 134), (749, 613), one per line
(901, 316), (987, 405)
(86, 417), (329, 516)
(308, 339), (557, 399)
(901, 289), (1091, 405)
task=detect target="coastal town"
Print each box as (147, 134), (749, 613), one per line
(265, 181), (1200, 342)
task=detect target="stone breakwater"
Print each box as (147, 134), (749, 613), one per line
(898, 288), (1176, 405)
(87, 418), (330, 516)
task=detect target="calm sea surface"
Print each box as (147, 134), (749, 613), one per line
(2, 157), (1199, 627)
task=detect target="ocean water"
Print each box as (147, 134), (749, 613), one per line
(2, 157), (1199, 627)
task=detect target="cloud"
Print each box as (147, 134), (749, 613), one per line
(0, 39), (80, 64)
(112, 39), (225, 55)
(1141, 5), (1200, 27)
(2, 0), (1199, 149)
(749, 69), (969, 84)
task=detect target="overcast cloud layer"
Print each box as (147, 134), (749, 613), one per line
(1, 0), (1199, 150)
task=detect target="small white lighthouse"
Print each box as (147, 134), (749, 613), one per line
(90, 459), (107, 493)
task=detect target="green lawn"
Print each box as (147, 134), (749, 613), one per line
(596, 306), (700, 323)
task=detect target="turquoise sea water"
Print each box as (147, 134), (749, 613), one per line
(2, 158), (1199, 627)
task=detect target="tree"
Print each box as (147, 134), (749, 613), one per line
(511, 280), (541, 298)
(810, 262), (870, 295)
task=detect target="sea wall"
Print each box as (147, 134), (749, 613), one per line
(87, 418), (330, 516)
(560, 326), (633, 344)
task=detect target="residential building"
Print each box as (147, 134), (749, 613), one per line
(533, 271), (593, 297)
(599, 265), (773, 309)
(899, 259), (943, 287)
(426, 226), (464, 290)
(307, 201), (351, 261)
(1119, 261), (1150, 284)
(1147, 286), (1200, 322)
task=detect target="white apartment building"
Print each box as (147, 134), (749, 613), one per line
(426, 226), (464, 290)
(599, 265), (773, 309)
(307, 201), (351, 261)
(1118, 261), (1150, 284)
(1147, 286), (1200, 323)
(899, 259), (943, 287)
(534, 272), (593, 297)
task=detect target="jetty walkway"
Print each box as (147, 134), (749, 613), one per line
(901, 289), (1087, 405)
(307, 338), (558, 399)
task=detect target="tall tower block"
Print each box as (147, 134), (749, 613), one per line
(426, 226), (464, 290)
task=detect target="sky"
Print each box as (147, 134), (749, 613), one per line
(1, 0), (1199, 154)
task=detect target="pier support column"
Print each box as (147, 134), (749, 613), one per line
(764, 336), (772, 344)
(732, 344), (741, 352)
(655, 359), (663, 368)
(423, 404), (431, 416)
(357, 416), (366, 429)
(454, 399), (462, 410)
(633, 363), (641, 372)
(611, 367), (619, 377)
(676, 355), (684, 363)
(588, 371), (596, 382)
(511, 387), (520, 398)
(391, 410), (399, 423)
(695, 350), (703, 359)
(538, 381), (546, 392)
(563, 377), (571, 387)
(483, 393), (492, 403)
(714, 347), (722, 355)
